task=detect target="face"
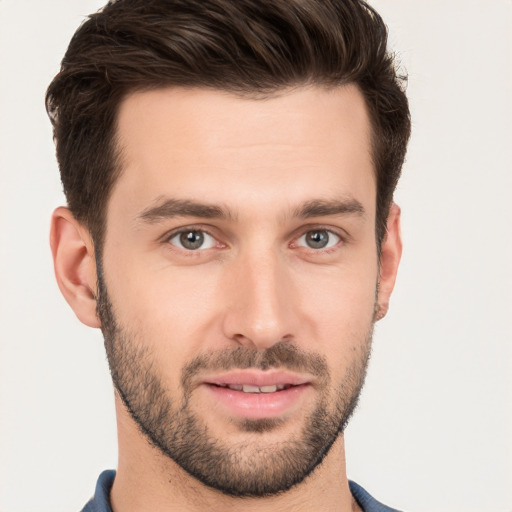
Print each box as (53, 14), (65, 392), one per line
(98, 85), (382, 496)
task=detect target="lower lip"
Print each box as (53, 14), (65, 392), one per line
(203, 384), (310, 419)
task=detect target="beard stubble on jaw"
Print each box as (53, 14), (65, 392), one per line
(96, 266), (374, 498)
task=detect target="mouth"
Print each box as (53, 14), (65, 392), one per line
(210, 383), (295, 393)
(200, 370), (313, 419)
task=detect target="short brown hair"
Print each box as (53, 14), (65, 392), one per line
(46, 0), (411, 249)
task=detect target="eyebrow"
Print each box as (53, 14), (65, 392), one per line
(137, 198), (234, 223)
(137, 196), (365, 224)
(294, 198), (365, 219)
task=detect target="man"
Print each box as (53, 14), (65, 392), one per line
(47, 0), (410, 510)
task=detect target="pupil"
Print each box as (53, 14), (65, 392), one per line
(306, 230), (328, 248)
(180, 231), (204, 250)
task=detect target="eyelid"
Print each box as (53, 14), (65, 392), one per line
(159, 223), (349, 252)
(169, 230), (216, 250)
(290, 225), (349, 251)
(161, 224), (224, 249)
(297, 230), (339, 248)
(294, 224), (349, 240)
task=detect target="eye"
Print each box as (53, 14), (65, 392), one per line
(296, 229), (340, 250)
(168, 230), (216, 251)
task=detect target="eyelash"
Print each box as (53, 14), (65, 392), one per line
(293, 228), (342, 252)
(164, 225), (224, 253)
(162, 225), (346, 255)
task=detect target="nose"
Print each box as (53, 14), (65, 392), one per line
(221, 249), (297, 350)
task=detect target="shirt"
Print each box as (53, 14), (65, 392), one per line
(81, 470), (403, 512)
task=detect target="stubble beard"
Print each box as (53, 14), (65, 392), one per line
(96, 268), (373, 498)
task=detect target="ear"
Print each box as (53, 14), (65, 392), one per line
(50, 207), (101, 328)
(375, 203), (402, 321)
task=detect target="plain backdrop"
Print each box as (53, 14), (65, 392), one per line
(0, 1), (511, 511)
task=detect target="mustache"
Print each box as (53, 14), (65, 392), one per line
(181, 341), (329, 391)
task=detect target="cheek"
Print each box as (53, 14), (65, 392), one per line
(104, 254), (223, 359)
(295, 261), (378, 361)
(321, 280), (376, 328)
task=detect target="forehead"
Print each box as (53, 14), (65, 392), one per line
(112, 85), (375, 220)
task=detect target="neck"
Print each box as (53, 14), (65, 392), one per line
(111, 396), (358, 512)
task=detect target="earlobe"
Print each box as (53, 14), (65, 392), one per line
(375, 203), (402, 321)
(50, 207), (101, 328)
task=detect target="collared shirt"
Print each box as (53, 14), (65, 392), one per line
(81, 470), (403, 512)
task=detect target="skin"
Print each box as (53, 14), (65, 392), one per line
(50, 84), (402, 512)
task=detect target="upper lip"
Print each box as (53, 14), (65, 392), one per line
(202, 370), (312, 388)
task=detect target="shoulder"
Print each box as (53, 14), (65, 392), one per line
(349, 481), (405, 512)
(81, 470), (116, 512)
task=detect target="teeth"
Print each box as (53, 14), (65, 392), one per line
(242, 385), (261, 393)
(223, 383), (291, 393)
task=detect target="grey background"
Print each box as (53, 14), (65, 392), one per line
(0, 1), (511, 510)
